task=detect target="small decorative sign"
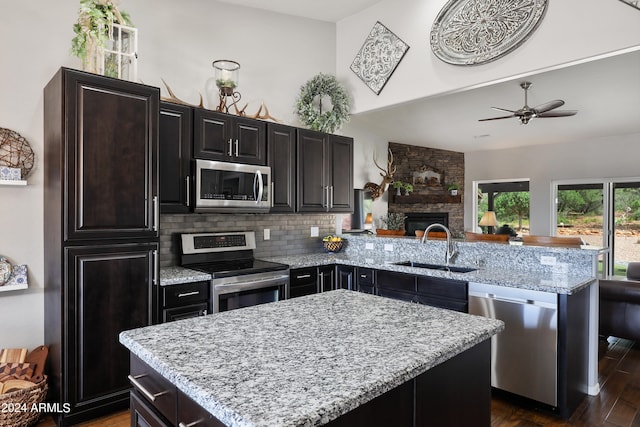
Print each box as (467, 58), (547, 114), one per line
(6, 264), (28, 287)
(350, 21), (410, 95)
(0, 166), (21, 180)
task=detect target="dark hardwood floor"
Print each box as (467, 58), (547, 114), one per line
(37, 337), (640, 427)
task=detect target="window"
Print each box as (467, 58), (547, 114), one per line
(474, 180), (530, 235)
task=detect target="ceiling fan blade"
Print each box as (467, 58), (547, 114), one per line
(533, 99), (564, 114)
(491, 106), (516, 113)
(537, 110), (578, 118)
(478, 115), (515, 122)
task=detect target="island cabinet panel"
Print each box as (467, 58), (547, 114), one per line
(130, 354), (177, 426)
(131, 391), (170, 427)
(318, 265), (335, 292)
(289, 267), (318, 298)
(267, 123), (296, 213)
(193, 108), (266, 165)
(159, 102), (192, 213)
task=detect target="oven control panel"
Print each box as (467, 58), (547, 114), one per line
(181, 231), (257, 254)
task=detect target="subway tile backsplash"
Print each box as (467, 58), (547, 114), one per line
(159, 213), (336, 267)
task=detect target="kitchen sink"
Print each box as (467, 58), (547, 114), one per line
(394, 261), (477, 273)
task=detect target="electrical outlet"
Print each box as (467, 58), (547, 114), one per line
(365, 243), (374, 250)
(384, 244), (394, 252)
(310, 226), (319, 237)
(264, 229), (270, 240)
(540, 255), (556, 266)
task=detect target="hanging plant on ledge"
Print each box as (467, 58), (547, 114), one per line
(295, 73), (351, 134)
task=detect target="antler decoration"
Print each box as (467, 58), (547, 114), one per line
(364, 148), (396, 201)
(161, 78), (204, 108)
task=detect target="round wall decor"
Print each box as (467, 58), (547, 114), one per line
(295, 73), (350, 134)
(0, 127), (35, 178)
(430, 0), (548, 66)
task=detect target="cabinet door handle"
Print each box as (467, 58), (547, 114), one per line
(152, 195), (159, 231)
(178, 291), (200, 298)
(152, 250), (159, 286)
(185, 176), (190, 207)
(128, 375), (168, 402)
(270, 182), (274, 208)
(228, 138), (233, 156)
(329, 186), (334, 209)
(179, 421), (204, 427)
(234, 139), (239, 157)
(295, 274), (312, 279)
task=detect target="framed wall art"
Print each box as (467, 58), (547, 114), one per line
(430, 0), (548, 66)
(350, 21), (409, 95)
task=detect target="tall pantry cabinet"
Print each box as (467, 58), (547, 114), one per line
(44, 68), (160, 425)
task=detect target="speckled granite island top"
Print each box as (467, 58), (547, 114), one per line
(120, 290), (504, 427)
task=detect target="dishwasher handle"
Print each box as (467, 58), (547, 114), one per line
(469, 291), (557, 309)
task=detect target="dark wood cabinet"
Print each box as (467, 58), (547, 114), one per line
(131, 391), (170, 427)
(193, 108), (266, 165)
(267, 123), (297, 213)
(336, 265), (356, 290)
(161, 281), (210, 322)
(296, 129), (353, 213)
(416, 276), (468, 312)
(159, 102), (192, 213)
(44, 68), (160, 425)
(289, 267), (318, 298)
(318, 265), (335, 292)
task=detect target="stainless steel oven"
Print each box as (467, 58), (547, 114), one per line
(181, 232), (289, 313)
(194, 159), (271, 212)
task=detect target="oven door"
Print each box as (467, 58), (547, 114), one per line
(213, 271), (289, 313)
(195, 159), (271, 212)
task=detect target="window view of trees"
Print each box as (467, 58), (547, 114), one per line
(477, 181), (530, 235)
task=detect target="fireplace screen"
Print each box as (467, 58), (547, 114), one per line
(404, 213), (449, 237)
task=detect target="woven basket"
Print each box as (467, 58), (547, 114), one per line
(323, 240), (343, 253)
(0, 377), (48, 427)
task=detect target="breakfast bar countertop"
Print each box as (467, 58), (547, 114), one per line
(120, 290), (504, 427)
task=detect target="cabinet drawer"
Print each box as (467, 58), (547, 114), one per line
(163, 303), (209, 322)
(377, 270), (416, 293)
(416, 277), (467, 301)
(178, 389), (226, 427)
(357, 283), (375, 295)
(162, 281), (209, 308)
(130, 354), (177, 426)
(357, 267), (376, 286)
(130, 389), (170, 427)
(415, 294), (468, 313)
(290, 267), (317, 285)
(377, 287), (415, 303)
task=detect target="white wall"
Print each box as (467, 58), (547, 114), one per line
(0, 0), (334, 350)
(465, 133), (640, 234)
(336, 0), (640, 114)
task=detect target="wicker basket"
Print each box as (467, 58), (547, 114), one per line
(0, 377), (48, 427)
(323, 240), (343, 253)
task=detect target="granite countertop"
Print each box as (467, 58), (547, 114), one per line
(160, 266), (211, 286)
(120, 290), (504, 427)
(264, 253), (595, 295)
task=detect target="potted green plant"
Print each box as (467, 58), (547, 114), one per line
(377, 212), (407, 236)
(447, 183), (460, 196)
(392, 180), (404, 196)
(70, 0), (133, 76)
(403, 183), (414, 195)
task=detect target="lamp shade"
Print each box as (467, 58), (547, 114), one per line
(479, 211), (499, 227)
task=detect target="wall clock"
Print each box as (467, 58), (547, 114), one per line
(430, 0), (548, 66)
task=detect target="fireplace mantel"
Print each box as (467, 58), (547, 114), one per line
(393, 194), (462, 204)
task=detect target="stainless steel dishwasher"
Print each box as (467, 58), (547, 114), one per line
(469, 282), (558, 407)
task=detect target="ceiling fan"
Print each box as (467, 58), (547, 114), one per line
(479, 81), (578, 125)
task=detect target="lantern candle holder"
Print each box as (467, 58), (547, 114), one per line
(212, 60), (241, 113)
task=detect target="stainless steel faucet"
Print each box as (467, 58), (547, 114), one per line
(421, 223), (458, 266)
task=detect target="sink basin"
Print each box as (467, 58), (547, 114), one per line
(394, 261), (477, 273)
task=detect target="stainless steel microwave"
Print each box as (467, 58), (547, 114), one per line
(194, 159), (271, 212)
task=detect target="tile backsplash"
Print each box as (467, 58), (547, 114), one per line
(160, 213), (336, 267)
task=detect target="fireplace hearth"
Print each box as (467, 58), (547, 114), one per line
(404, 213), (449, 237)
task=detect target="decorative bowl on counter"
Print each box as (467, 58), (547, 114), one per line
(323, 237), (343, 253)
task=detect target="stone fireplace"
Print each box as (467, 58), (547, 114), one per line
(387, 142), (464, 236)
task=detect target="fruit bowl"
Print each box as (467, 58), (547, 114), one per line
(323, 240), (343, 253)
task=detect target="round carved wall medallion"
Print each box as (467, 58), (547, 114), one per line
(430, 0), (548, 66)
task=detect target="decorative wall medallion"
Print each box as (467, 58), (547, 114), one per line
(430, 0), (548, 66)
(350, 21), (410, 95)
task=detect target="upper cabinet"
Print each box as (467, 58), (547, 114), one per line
(44, 68), (159, 242)
(268, 123), (297, 213)
(193, 109), (266, 165)
(296, 129), (353, 213)
(159, 102), (192, 213)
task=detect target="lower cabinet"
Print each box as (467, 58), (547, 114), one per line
(130, 355), (224, 427)
(161, 281), (210, 322)
(336, 265), (356, 290)
(289, 266), (338, 298)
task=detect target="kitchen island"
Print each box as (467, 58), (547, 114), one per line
(120, 290), (504, 427)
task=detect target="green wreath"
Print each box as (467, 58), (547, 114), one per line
(295, 73), (351, 134)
